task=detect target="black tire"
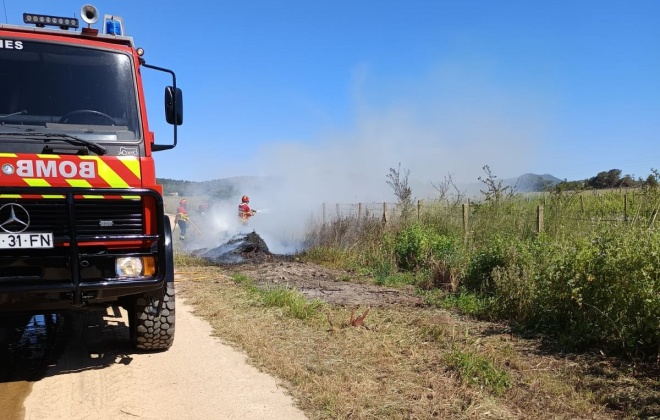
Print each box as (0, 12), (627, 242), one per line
(129, 214), (175, 350)
(130, 282), (175, 350)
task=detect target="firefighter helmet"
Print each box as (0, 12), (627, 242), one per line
(241, 195), (249, 203)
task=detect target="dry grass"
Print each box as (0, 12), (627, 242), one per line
(175, 265), (657, 419)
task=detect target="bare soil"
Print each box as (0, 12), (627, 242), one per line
(195, 231), (424, 307)
(234, 259), (424, 307)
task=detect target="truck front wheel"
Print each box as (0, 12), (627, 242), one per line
(129, 282), (175, 350)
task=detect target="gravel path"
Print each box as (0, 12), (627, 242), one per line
(23, 286), (307, 420)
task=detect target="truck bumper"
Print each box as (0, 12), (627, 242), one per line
(0, 187), (173, 312)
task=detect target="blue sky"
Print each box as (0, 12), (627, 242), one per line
(5, 1), (660, 196)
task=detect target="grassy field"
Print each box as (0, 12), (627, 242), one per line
(174, 260), (659, 419)
(306, 190), (660, 359)
(171, 188), (660, 418)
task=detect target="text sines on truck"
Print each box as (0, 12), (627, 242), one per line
(0, 5), (183, 350)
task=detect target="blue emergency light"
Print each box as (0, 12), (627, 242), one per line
(103, 15), (124, 36)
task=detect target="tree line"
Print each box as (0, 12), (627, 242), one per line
(553, 168), (660, 191)
(157, 177), (237, 200)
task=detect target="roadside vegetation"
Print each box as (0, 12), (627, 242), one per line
(173, 166), (660, 418)
(306, 166), (660, 361)
(176, 266), (621, 419)
(299, 166), (659, 417)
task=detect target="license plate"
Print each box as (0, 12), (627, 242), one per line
(0, 233), (53, 249)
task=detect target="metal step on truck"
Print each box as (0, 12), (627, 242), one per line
(0, 4), (183, 350)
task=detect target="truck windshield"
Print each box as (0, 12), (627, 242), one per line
(0, 40), (140, 141)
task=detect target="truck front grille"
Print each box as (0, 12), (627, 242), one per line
(0, 198), (144, 238)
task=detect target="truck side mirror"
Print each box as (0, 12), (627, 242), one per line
(165, 86), (183, 125)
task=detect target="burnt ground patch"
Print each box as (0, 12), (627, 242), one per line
(190, 231), (422, 308)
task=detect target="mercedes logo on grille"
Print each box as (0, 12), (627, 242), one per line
(0, 203), (30, 233)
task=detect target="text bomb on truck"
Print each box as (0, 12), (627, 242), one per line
(0, 5), (183, 350)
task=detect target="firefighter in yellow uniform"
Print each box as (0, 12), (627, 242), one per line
(175, 199), (189, 240)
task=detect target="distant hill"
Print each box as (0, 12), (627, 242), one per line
(157, 176), (267, 200)
(502, 173), (562, 192)
(452, 173), (562, 198)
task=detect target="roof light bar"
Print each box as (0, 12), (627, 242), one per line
(23, 13), (79, 30)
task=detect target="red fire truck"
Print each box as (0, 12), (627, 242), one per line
(0, 5), (183, 350)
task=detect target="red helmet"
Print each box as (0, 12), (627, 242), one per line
(241, 195), (249, 203)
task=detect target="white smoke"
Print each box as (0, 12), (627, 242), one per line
(194, 62), (548, 254)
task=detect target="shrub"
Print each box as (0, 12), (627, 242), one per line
(488, 235), (552, 321)
(487, 227), (660, 356)
(394, 224), (430, 271)
(463, 236), (508, 293)
(394, 224), (458, 271)
(552, 226), (660, 354)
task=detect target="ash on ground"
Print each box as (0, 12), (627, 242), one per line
(194, 231), (274, 265)
(188, 232), (424, 307)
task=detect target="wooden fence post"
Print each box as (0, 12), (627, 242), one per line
(382, 202), (388, 225)
(462, 202), (469, 242)
(624, 193), (628, 222)
(537, 204), (544, 234)
(358, 203), (363, 221)
(417, 200), (422, 222)
(322, 202), (326, 226)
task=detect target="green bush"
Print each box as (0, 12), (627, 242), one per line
(464, 236), (509, 293)
(555, 226), (660, 353)
(394, 224), (429, 270)
(487, 227), (660, 355)
(490, 235), (556, 317)
(394, 224), (457, 271)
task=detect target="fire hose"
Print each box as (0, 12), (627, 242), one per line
(173, 215), (202, 235)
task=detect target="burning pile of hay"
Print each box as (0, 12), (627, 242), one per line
(197, 231), (272, 265)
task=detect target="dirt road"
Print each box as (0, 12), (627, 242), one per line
(12, 286), (306, 420)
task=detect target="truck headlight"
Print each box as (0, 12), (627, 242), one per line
(116, 257), (143, 277)
(115, 256), (156, 278)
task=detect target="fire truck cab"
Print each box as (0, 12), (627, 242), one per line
(0, 5), (183, 350)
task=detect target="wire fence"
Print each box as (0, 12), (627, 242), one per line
(316, 189), (660, 239)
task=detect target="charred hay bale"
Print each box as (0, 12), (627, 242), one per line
(226, 231), (271, 254)
(201, 231), (272, 265)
